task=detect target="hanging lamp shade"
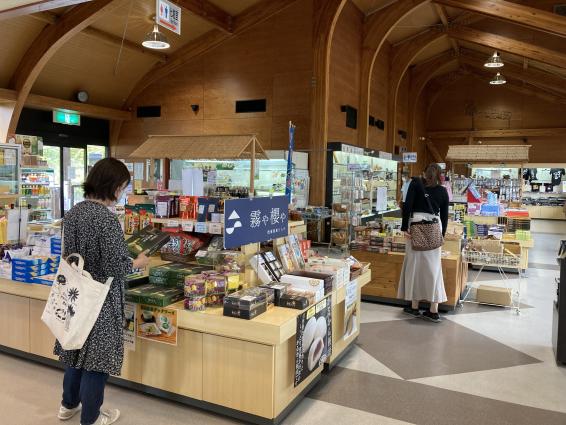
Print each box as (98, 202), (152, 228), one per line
(484, 51), (504, 68)
(142, 24), (170, 50)
(489, 72), (507, 85)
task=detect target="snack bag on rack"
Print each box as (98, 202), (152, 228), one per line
(124, 205), (139, 235)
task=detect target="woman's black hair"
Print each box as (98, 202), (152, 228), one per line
(83, 158), (131, 202)
(423, 163), (442, 187)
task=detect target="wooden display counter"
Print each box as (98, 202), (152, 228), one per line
(525, 205), (566, 220)
(353, 250), (466, 311)
(0, 270), (370, 425)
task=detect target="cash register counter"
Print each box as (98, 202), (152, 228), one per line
(0, 269), (370, 425)
(353, 250), (466, 311)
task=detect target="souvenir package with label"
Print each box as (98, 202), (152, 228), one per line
(184, 295), (206, 312)
(249, 252), (285, 284)
(184, 274), (207, 296)
(286, 234), (306, 270)
(149, 264), (209, 288)
(197, 197), (220, 222)
(138, 204), (156, 230)
(126, 226), (171, 257)
(155, 195), (179, 218)
(259, 281), (291, 305)
(277, 287), (316, 309)
(287, 270), (335, 295)
(277, 244), (295, 273)
(126, 284), (184, 307)
(204, 272), (227, 295)
(223, 287), (273, 320)
(280, 274), (325, 302)
(161, 232), (208, 258)
(206, 293), (224, 306)
(124, 205), (140, 235)
(306, 258), (350, 288)
(179, 196), (198, 220)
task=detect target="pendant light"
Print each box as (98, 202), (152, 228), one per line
(484, 51), (504, 68)
(489, 72), (507, 85)
(142, 23), (170, 50)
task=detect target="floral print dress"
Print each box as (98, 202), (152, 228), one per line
(54, 200), (132, 376)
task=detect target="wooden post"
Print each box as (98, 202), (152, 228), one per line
(250, 137), (256, 196)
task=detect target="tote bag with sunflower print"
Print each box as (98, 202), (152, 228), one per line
(42, 254), (113, 350)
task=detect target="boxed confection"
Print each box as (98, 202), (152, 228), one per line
(306, 258), (350, 288)
(184, 295), (206, 312)
(249, 252), (284, 284)
(126, 226), (171, 257)
(223, 287), (270, 310)
(184, 274), (207, 296)
(285, 270), (334, 295)
(476, 285), (512, 306)
(223, 303), (267, 320)
(222, 287), (273, 320)
(277, 288), (316, 310)
(126, 284), (184, 307)
(279, 274), (325, 302)
(259, 282), (291, 305)
(149, 263), (209, 280)
(205, 293), (224, 306)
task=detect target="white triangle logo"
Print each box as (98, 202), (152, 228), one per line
(228, 210), (240, 220)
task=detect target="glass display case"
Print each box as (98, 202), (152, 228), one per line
(326, 142), (399, 215)
(0, 144), (21, 197)
(169, 152), (310, 208)
(20, 166), (56, 222)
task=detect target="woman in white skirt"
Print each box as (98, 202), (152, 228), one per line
(398, 163), (449, 322)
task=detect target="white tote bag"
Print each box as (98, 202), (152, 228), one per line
(42, 254), (113, 351)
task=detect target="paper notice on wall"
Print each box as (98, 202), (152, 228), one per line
(343, 279), (358, 341)
(134, 163), (144, 181)
(182, 168), (204, 196)
(123, 302), (136, 351)
(375, 186), (388, 211)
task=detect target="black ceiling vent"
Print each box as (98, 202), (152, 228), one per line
(554, 4), (566, 16)
(236, 99), (267, 113)
(137, 105), (161, 118)
(375, 119), (385, 130)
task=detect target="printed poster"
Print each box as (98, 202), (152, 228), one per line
(294, 297), (332, 387)
(136, 304), (178, 346)
(343, 279), (358, 340)
(123, 302), (136, 351)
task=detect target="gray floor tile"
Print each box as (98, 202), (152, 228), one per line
(357, 319), (540, 379)
(309, 367), (566, 425)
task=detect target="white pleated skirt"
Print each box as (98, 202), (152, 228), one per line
(397, 213), (447, 303)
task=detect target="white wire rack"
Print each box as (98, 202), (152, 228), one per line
(461, 249), (523, 314)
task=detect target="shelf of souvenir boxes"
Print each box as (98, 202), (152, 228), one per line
(449, 202), (467, 221)
(350, 217), (404, 253)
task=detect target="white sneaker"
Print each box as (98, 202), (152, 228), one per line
(83, 409), (120, 425)
(58, 404), (81, 420)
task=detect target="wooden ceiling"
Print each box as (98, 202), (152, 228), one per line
(0, 0), (265, 108)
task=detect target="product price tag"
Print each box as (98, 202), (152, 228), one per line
(208, 223), (222, 234)
(182, 221), (194, 232)
(195, 222), (208, 233)
(166, 220), (179, 228)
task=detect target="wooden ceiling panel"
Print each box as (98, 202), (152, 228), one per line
(471, 19), (566, 56)
(207, 0), (262, 16)
(90, 0), (216, 53)
(412, 38), (452, 65)
(387, 4), (440, 44)
(0, 16), (45, 86)
(31, 32), (156, 107)
(351, 0), (395, 15)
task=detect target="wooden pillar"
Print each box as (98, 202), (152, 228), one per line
(309, 0), (347, 206)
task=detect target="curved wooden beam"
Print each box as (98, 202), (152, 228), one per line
(358, 0), (430, 147)
(435, 0), (566, 39)
(387, 28), (446, 151)
(310, 0), (347, 205)
(407, 52), (458, 153)
(447, 26), (566, 70)
(6, 0), (122, 139)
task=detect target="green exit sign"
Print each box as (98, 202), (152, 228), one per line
(53, 110), (80, 126)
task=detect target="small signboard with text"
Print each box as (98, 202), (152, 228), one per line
(223, 196), (289, 249)
(156, 0), (181, 34)
(402, 152), (418, 163)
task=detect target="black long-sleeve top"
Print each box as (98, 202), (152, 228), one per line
(401, 177), (449, 236)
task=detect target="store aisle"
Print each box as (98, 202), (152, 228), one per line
(1, 231), (565, 425)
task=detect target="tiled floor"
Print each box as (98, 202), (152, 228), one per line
(1, 225), (565, 424)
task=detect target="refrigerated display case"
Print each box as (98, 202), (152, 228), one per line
(0, 144), (21, 197)
(326, 142), (399, 215)
(20, 166), (55, 222)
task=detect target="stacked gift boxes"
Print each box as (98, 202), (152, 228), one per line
(50, 237), (62, 255)
(11, 255), (60, 285)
